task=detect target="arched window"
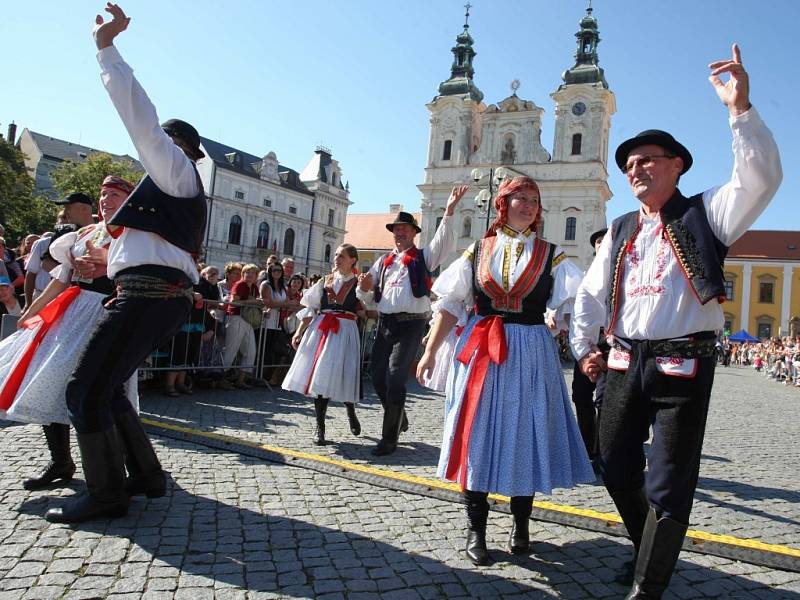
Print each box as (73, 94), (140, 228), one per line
(442, 140), (452, 161)
(324, 244), (332, 263)
(283, 228), (295, 256)
(461, 216), (472, 238)
(228, 215), (242, 245)
(571, 133), (582, 155)
(256, 222), (269, 249)
(565, 216), (577, 241)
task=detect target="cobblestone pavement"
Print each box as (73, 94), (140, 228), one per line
(0, 365), (797, 598)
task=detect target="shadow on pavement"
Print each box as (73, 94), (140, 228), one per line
(695, 476), (800, 527)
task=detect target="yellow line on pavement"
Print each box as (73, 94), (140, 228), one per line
(142, 417), (800, 560)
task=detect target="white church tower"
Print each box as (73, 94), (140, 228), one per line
(418, 4), (615, 270)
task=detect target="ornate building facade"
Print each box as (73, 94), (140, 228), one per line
(197, 140), (350, 276)
(418, 6), (615, 269)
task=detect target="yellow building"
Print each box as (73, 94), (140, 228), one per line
(724, 231), (800, 338)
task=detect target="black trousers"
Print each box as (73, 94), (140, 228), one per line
(370, 315), (426, 408)
(599, 345), (715, 524)
(66, 295), (191, 433)
(571, 362), (598, 458)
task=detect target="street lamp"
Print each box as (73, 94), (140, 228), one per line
(471, 167), (509, 231)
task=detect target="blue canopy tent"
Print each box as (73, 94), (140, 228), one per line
(728, 329), (759, 343)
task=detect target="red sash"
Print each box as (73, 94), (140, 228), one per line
(0, 286), (81, 409)
(304, 312), (357, 394)
(445, 315), (508, 488)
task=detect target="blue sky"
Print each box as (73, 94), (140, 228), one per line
(2, 1), (796, 229)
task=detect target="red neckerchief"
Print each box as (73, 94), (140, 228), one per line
(383, 245), (418, 268)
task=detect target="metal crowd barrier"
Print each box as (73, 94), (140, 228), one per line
(137, 298), (379, 386)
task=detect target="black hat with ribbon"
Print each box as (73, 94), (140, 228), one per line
(615, 129), (693, 175)
(161, 118), (205, 160)
(386, 211), (421, 234)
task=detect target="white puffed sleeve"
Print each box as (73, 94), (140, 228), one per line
(430, 244), (475, 319)
(547, 246), (584, 325)
(46, 231), (79, 267)
(300, 279), (325, 312)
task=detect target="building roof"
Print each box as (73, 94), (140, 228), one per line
(199, 136), (312, 195)
(25, 130), (141, 168)
(344, 212), (422, 250)
(728, 230), (800, 261)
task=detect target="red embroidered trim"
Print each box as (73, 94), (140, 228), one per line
(476, 236), (550, 312)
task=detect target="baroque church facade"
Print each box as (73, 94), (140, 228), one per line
(417, 6), (615, 270)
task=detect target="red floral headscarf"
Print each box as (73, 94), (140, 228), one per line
(485, 176), (542, 238)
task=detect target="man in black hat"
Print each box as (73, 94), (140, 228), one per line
(571, 45), (781, 598)
(45, 3), (207, 523)
(359, 186), (468, 456)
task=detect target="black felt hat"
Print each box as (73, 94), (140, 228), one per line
(161, 118), (205, 160)
(52, 192), (93, 206)
(386, 211), (422, 234)
(589, 228), (608, 248)
(615, 129), (692, 175)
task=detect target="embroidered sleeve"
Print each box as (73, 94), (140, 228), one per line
(548, 245), (584, 313)
(431, 252), (474, 319)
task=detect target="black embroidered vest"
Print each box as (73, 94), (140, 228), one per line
(470, 237), (556, 326)
(320, 276), (360, 315)
(373, 247), (432, 303)
(109, 172), (207, 256)
(607, 190), (728, 330)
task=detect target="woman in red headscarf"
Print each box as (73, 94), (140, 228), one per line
(416, 176), (594, 566)
(0, 176), (142, 492)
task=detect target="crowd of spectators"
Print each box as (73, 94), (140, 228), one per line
(721, 336), (800, 387)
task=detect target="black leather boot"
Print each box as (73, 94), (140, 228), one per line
(625, 508), (688, 599)
(508, 495), (533, 554)
(611, 487), (650, 585)
(464, 490), (489, 566)
(313, 397), (329, 445)
(45, 427), (129, 523)
(115, 410), (167, 498)
(345, 402), (360, 436)
(24, 424), (76, 490)
(371, 403), (403, 456)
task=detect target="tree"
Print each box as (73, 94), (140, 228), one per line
(50, 152), (143, 204)
(0, 137), (55, 246)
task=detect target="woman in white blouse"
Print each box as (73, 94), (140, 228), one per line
(417, 176), (594, 566)
(283, 244), (364, 445)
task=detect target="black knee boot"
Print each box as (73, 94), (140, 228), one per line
(464, 490), (490, 566)
(372, 403), (403, 456)
(625, 508), (687, 599)
(508, 495), (533, 554)
(611, 488), (651, 585)
(45, 427), (129, 523)
(313, 397), (329, 445)
(115, 410), (167, 498)
(24, 424), (76, 490)
(345, 402), (360, 436)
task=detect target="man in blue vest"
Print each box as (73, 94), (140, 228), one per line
(359, 186), (467, 456)
(45, 3), (207, 523)
(570, 45), (781, 599)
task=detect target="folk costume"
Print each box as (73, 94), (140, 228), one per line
(361, 211), (457, 456)
(571, 107), (781, 597)
(0, 212), (138, 490)
(283, 273), (364, 443)
(45, 45), (207, 523)
(421, 299), (467, 393)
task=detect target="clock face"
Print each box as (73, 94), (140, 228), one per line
(572, 102), (586, 116)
